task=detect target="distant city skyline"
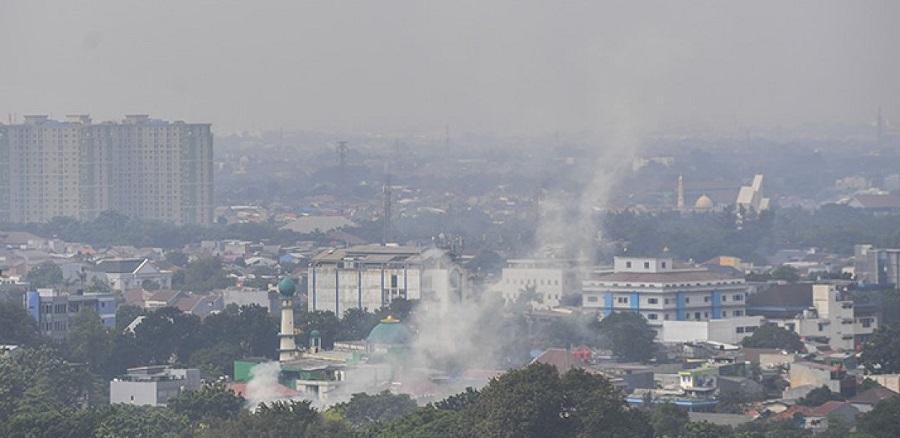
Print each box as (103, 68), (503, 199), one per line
(1, 1), (898, 136)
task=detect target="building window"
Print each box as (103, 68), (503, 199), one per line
(587, 296), (598, 303)
(704, 296), (710, 303)
(644, 262), (650, 269)
(861, 318), (872, 328)
(722, 311), (728, 317)
(736, 327), (745, 333)
(818, 323), (825, 332)
(647, 313), (658, 320)
(648, 298), (658, 304)
(733, 294), (743, 301)
(746, 326), (756, 333)
(685, 297), (690, 303)
(617, 297), (629, 304)
(626, 261), (632, 268)
(664, 314), (670, 320)
(734, 310), (743, 316)
(664, 298), (670, 305)
(661, 262), (667, 268)
(704, 312), (709, 318)
(694, 312), (701, 320)
(721, 296), (727, 302)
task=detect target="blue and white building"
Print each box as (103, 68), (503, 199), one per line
(582, 257), (748, 325)
(24, 288), (117, 339)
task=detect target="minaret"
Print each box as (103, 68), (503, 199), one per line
(277, 277), (298, 362)
(676, 175), (685, 212)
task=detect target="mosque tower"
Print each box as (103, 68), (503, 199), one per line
(676, 175), (685, 212)
(277, 277), (299, 362)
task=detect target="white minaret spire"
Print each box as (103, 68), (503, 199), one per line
(677, 175), (685, 212)
(277, 277), (299, 362)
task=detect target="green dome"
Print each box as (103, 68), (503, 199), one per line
(278, 277), (296, 297)
(366, 316), (412, 345)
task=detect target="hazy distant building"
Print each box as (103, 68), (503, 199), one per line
(583, 256), (748, 325)
(736, 174), (770, 214)
(309, 245), (467, 316)
(854, 244), (900, 288)
(0, 114), (213, 224)
(498, 258), (582, 308)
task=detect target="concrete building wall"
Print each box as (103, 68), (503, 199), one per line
(659, 316), (763, 344)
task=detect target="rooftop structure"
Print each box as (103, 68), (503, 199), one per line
(109, 366), (201, 407)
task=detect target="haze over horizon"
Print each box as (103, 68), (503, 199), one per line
(2, 0), (898, 136)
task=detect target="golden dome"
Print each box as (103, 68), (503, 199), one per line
(694, 194), (714, 210)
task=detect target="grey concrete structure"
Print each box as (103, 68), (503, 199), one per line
(109, 366), (201, 406)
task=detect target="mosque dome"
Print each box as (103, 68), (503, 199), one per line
(366, 315), (412, 346)
(278, 277), (297, 297)
(694, 194), (714, 210)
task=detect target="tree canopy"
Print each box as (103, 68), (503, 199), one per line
(741, 324), (804, 352)
(593, 311), (658, 362)
(861, 324), (900, 374)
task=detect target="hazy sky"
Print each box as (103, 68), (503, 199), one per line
(1, 1), (897, 135)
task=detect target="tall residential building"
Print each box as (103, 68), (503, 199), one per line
(496, 258), (583, 308)
(0, 114), (213, 224)
(582, 256), (748, 325)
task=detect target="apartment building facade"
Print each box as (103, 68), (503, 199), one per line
(309, 245), (467, 317)
(583, 256), (748, 325)
(0, 114), (213, 224)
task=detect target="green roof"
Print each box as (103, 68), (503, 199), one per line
(366, 316), (412, 345)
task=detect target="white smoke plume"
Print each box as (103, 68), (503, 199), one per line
(244, 361), (288, 409)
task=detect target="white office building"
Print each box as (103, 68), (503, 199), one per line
(497, 258), (582, 308)
(308, 245), (466, 317)
(582, 256), (748, 325)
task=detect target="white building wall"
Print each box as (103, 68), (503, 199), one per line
(659, 316), (764, 345)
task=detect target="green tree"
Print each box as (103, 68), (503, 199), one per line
(861, 324), (900, 374)
(560, 368), (653, 438)
(25, 262), (64, 288)
(468, 363), (565, 437)
(682, 421), (734, 438)
(330, 390), (417, 429)
(857, 396), (900, 438)
(167, 381), (244, 423)
(649, 402), (688, 437)
(0, 300), (41, 346)
(594, 311), (658, 362)
(741, 324), (804, 352)
(65, 308), (114, 376)
(174, 257), (233, 292)
(796, 385), (844, 407)
(85, 277), (112, 294)
(369, 406), (467, 438)
(205, 400), (352, 438)
(0, 346), (97, 422)
(93, 404), (189, 438)
(769, 265), (800, 283)
(129, 307), (202, 365)
(115, 305), (145, 332)
(165, 250), (189, 268)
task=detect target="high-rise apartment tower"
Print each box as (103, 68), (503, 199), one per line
(0, 114), (213, 224)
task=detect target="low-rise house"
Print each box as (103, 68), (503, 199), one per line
(94, 258), (173, 292)
(772, 401), (859, 432)
(109, 366), (201, 407)
(848, 385), (898, 413)
(786, 361), (854, 397)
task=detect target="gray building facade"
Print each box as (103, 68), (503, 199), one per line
(109, 366), (202, 406)
(0, 114), (213, 224)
